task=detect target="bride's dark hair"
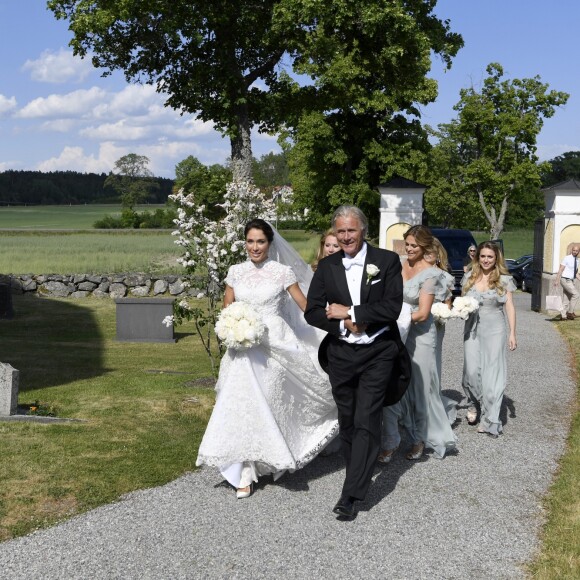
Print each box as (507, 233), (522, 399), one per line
(244, 218), (274, 243)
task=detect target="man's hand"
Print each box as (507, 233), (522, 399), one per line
(345, 319), (368, 335)
(325, 303), (351, 320)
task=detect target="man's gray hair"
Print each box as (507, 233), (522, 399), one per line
(332, 205), (368, 237)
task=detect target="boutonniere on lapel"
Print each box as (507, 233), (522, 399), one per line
(366, 264), (380, 284)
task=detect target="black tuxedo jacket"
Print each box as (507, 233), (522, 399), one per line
(305, 243), (403, 336)
(305, 243), (410, 405)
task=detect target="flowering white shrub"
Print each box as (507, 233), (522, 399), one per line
(215, 302), (265, 350)
(431, 302), (454, 324)
(451, 296), (480, 320)
(168, 181), (275, 374)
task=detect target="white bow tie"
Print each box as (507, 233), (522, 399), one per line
(342, 255), (365, 270)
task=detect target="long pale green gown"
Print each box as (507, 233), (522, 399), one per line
(383, 267), (457, 459)
(461, 274), (516, 436)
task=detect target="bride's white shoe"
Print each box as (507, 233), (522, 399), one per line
(236, 483), (253, 499)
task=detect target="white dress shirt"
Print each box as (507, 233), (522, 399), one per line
(339, 243), (388, 345)
(561, 254), (578, 279)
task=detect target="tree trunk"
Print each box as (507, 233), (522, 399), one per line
(229, 106), (254, 183)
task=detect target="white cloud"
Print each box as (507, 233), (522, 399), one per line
(0, 160), (19, 171)
(92, 84), (163, 119)
(16, 87), (107, 119)
(161, 118), (215, 138)
(36, 143), (123, 174)
(22, 48), (93, 84)
(34, 140), (221, 177)
(80, 119), (150, 141)
(40, 119), (78, 133)
(0, 94), (17, 115)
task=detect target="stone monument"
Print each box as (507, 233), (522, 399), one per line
(0, 362), (19, 416)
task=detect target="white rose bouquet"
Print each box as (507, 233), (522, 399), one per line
(431, 302), (453, 324)
(215, 302), (265, 350)
(451, 296), (480, 320)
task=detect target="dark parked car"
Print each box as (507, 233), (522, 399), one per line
(508, 254), (533, 288)
(430, 228), (478, 295)
(521, 263), (533, 293)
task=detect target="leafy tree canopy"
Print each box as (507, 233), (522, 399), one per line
(105, 153), (160, 209)
(173, 156), (232, 220)
(277, 1), (463, 234)
(48, 0), (462, 184)
(252, 152), (289, 193)
(423, 63), (569, 238)
(542, 151), (580, 187)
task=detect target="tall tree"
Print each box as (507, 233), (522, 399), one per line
(425, 63), (569, 238)
(278, 1), (463, 233)
(173, 156), (231, 219)
(542, 151), (580, 187)
(48, 0), (462, 184)
(252, 152), (289, 193)
(104, 153), (159, 209)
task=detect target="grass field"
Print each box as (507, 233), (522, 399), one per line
(528, 321), (580, 578)
(473, 229), (534, 260)
(0, 204), (166, 230)
(0, 294), (213, 540)
(0, 205), (535, 274)
(0, 231), (182, 275)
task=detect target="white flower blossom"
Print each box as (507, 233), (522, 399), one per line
(451, 296), (480, 320)
(215, 302), (265, 350)
(431, 302), (453, 324)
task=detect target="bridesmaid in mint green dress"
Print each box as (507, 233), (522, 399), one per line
(461, 242), (517, 437)
(426, 238), (455, 383)
(381, 226), (457, 462)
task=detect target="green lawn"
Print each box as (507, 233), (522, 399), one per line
(0, 202), (536, 279)
(528, 321), (580, 578)
(0, 294), (213, 540)
(0, 231), (181, 275)
(473, 228), (534, 260)
(0, 204), (166, 230)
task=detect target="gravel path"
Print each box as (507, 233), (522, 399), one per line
(0, 293), (575, 579)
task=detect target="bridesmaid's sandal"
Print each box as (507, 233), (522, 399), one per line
(378, 446), (399, 464)
(236, 483), (253, 499)
(406, 442), (425, 460)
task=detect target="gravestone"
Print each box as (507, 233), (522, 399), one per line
(0, 363), (19, 416)
(115, 297), (176, 343)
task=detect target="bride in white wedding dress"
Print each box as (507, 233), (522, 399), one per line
(196, 219), (338, 498)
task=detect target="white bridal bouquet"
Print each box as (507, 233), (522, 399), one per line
(215, 302), (265, 350)
(431, 302), (454, 324)
(450, 296), (480, 320)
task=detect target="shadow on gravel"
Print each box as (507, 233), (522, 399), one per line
(276, 453), (344, 492)
(361, 433), (420, 512)
(442, 388), (464, 403)
(500, 395), (517, 425)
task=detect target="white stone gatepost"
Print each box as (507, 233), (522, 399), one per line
(541, 179), (580, 308)
(377, 176), (426, 253)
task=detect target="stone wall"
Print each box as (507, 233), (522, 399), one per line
(6, 273), (204, 299)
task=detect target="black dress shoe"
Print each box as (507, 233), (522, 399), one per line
(333, 496), (356, 518)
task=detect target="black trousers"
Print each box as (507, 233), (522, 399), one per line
(326, 334), (398, 501)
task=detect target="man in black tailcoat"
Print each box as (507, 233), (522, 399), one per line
(305, 205), (404, 518)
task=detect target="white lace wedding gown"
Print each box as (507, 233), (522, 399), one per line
(196, 258), (338, 487)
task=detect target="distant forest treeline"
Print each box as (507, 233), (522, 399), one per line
(0, 170), (174, 205)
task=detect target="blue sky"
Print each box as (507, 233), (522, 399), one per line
(1, 0), (579, 179)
